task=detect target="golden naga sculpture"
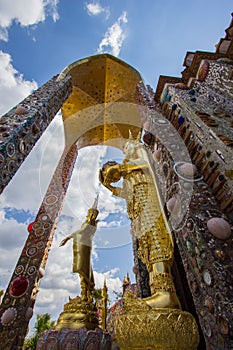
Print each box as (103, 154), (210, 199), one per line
(99, 132), (180, 309)
(99, 133), (199, 349)
(55, 197), (100, 330)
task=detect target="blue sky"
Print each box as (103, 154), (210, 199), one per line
(0, 0), (232, 332)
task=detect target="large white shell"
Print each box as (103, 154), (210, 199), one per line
(179, 163), (197, 177)
(167, 197), (177, 213)
(1, 308), (17, 325)
(207, 217), (231, 240)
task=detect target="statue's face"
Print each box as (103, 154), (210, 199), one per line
(87, 209), (99, 222)
(101, 161), (121, 184)
(123, 140), (136, 157)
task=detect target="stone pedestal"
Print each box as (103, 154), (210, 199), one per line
(36, 327), (111, 350)
(114, 309), (199, 350)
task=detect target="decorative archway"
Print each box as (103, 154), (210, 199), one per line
(0, 54), (147, 348)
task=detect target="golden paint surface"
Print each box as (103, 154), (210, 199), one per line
(59, 54), (143, 149)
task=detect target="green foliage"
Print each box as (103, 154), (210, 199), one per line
(92, 288), (111, 305)
(92, 288), (102, 304)
(23, 313), (55, 350)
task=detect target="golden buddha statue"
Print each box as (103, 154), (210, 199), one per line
(56, 197), (100, 330)
(60, 196), (99, 301)
(99, 133), (180, 309)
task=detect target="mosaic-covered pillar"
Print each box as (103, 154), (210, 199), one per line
(146, 58), (233, 349)
(0, 75), (72, 194)
(0, 144), (78, 349)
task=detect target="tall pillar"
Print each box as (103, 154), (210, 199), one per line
(0, 144), (78, 349)
(0, 75), (72, 194)
(148, 56), (233, 348)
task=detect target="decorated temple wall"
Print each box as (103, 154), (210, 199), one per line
(159, 57), (233, 217)
(162, 95), (233, 211)
(155, 141), (233, 349)
(197, 61), (233, 100)
(136, 72), (233, 349)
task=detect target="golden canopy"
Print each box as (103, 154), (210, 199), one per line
(58, 54), (143, 149)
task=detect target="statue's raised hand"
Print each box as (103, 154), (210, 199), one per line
(59, 235), (71, 247)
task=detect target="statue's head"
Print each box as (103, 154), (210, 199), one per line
(123, 130), (142, 158)
(86, 195), (99, 225)
(99, 161), (121, 184)
(87, 208), (99, 220)
(86, 208), (99, 226)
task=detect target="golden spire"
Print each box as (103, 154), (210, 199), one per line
(99, 279), (108, 331)
(122, 273), (131, 294)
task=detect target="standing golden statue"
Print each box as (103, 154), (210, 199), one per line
(59, 196), (99, 301)
(99, 133), (199, 349)
(55, 196), (100, 330)
(99, 132), (180, 309)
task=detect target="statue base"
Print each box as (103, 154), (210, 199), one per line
(114, 308), (199, 350)
(36, 327), (111, 350)
(55, 296), (99, 330)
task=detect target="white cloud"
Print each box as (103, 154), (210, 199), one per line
(45, 0), (59, 22)
(0, 50), (38, 116)
(85, 2), (110, 19)
(0, 209), (28, 290)
(94, 269), (122, 293)
(97, 11), (128, 57)
(0, 0), (59, 42)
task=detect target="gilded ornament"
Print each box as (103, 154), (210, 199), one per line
(114, 308), (200, 350)
(56, 296), (99, 330)
(214, 249), (228, 262)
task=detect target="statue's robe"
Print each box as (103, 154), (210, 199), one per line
(72, 222), (96, 290)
